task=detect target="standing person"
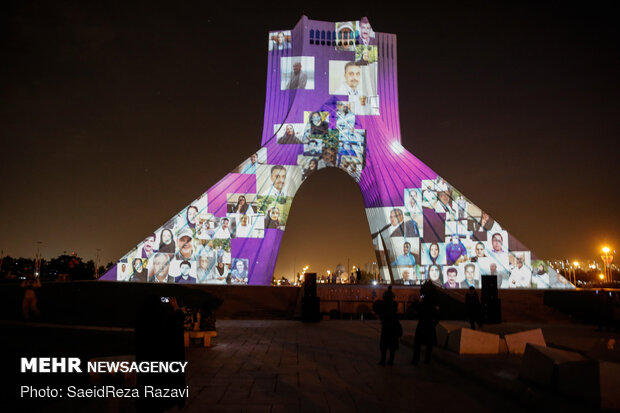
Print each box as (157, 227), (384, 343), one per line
(21, 275), (41, 320)
(412, 281), (439, 365)
(377, 286), (401, 366)
(136, 296), (186, 412)
(465, 286), (482, 330)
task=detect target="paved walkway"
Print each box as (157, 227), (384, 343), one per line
(27, 320), (618, 412)
(179, 320), (524, 413)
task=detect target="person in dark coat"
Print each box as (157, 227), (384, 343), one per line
(377, 286), (401, 365)
(412, 281), (439, 365)
(465, 286), (483, 330)
(135, 295), (186, 412)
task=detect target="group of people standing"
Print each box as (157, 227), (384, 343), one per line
(375, 281), (441, 366)
(375, 282), (483, 366)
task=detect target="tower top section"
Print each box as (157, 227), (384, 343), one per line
(261, 16), (401, 147)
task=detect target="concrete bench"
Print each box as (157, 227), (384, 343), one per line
(436, 322), (463, 348)
(184, 330), (217, 347)
(504, 328), (546, 355)
(519, 343), (598, 404)
(447, 328), (500, 354)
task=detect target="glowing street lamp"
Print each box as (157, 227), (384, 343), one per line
(601, 246), (614, 283)
(571, 261), (580, 284)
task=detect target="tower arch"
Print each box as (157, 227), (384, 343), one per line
(101, 16), (573, 290)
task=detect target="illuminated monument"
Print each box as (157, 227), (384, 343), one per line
(101, 17), (572, 289)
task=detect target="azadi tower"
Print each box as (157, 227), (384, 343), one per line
(101, 17), (572, 289)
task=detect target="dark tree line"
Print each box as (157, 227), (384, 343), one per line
(0, 254), (113, 281)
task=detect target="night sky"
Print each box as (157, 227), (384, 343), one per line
(1, 1), (618, 276)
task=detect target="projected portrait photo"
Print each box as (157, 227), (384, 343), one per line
(227, 194), (258, 215)
(176, 196), (208, 233)
(256, 165), (302, 197)
(397, 267), (417, 285)
(257, 195), (294, 229)
(470, 211), (497, 234)
(211, 238), (231, 265)
(404, 188), (423, 215)
(275, 123), (304, 144)
(268, 30), (291, 51)
(339, 156), (363, 181)
(356, 18), (375, 45)
(138, 234), (157, 259)
(478, 256), (509, 276)
(130, 257), (148, 282)
(459, 262), (480, 288)
(281, 56), (315, 90)
(470, 240), (488, 262)
(156, 228), (175, 253)
(169, 259), (196, 283)
(329, 61), (379, 115)
(174, 227), (196, 261)
(390, 238), (420, 268)
(421, 242), (446, 266)
(304, 139), (323, 156)
(335, 21), (356, 51)
(298, 156), (319, 181)
(531, 260), (551, 289)
(422, 189), (438, 210)
(443, 266), (460, 289)
(436, 190), (457, 218)
(235, 148), (267, 174)
(195, 251), (216, 284)
(425, 264), (443, 285)
(117, 260), (131, 282)
(445, 234), (468, 265)
(232, 213), (264, 238)
(212, 217), (235, 239)
(303, 111), (329, 140)
(196, 214), (216, 240)
(385, 207), (421, 238)
(487, 231), (509, 259)
(355, 45), (378, 65)
(318, 147), (338, 169)
(336, 101), (355, 137)
(230, 258), (249, 284)
(147, 252), (174, 283)
(209, 261), (230, 285)
(507, 252), (532, 288)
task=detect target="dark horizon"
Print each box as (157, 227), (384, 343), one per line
(1, 2), (618, 276)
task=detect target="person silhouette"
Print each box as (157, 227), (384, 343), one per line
(465, 286), (483, 330)
(377, 286), (400, 366)
(412, 281), (439, 365)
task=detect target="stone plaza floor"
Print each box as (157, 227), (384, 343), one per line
(178, 320), (526, 413)
(24, 319), (617, 412)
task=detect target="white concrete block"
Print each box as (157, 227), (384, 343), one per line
(447, 328), (500, 354)
(504, 328), (546, 355)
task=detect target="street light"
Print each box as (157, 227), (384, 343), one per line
(572, 261), (580, 284)
(601, 246), (614, 283)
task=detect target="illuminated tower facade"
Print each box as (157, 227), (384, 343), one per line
(101, 16), (572, 289)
